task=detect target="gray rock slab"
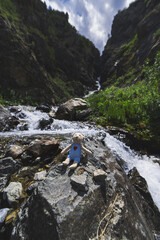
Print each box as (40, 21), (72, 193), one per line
(70, 174), (88, 192)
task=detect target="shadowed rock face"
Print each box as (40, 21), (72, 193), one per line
(0, 105), (19, 131)
(0, 0), (100, 104)
(101, 0), (160, 86)
(11, 138), (160, 240)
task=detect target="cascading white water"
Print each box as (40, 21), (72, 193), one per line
(0, 105), (160, 211)
(84, 77), (101, 97)
(104, 133), (160, 211)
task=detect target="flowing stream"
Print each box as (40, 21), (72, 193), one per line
(0, 105), (160, 212)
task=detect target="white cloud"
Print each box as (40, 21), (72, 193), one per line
(42, 0), (135, 53)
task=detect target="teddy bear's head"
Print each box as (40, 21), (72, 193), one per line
(72, 133), (84, 144)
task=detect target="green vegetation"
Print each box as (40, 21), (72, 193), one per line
(0, 89), (38, 106)
(154, 28), (160, 39)
(114, 69), (137, 87)
(87, 52), (160, 141)
(0, 0), (19, 21)
(119, 34), (138, 57)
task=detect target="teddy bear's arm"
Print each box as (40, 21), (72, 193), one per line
(81, 145), (92, 155)
(61, 144), (72, 155)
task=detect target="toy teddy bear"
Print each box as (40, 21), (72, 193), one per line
(61, 133), (92, 170)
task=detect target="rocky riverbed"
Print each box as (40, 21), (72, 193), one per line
(0, 101), (160, 240)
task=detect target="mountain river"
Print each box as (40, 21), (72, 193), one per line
(0, 105), (160, 212)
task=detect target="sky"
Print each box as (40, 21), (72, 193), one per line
(42, 0), (135, 53)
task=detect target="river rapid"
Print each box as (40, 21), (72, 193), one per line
(0, 105), (160, 212)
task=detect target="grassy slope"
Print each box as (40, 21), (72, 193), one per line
(87, 52), (160, 146)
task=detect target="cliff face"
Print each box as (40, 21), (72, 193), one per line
(101, 0), (160, 86)
(0, 0), (100, 104)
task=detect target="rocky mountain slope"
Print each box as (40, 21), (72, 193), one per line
(0, 0), (100, 104)
(100, 0), (160, 87)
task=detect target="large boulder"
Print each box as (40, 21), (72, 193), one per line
(55, 98), (88, 120)
(0, 105), (19, 131)
(11, 139), (160, 240)
(26, 139), (60, 158)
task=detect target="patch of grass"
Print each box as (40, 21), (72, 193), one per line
(0, 89), (38, 106)
(119, 34), (138, 57)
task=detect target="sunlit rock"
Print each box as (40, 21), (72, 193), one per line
(55, 98), (88, 120)
(70, 173), (88, 192)
(5, 145), (24, 159)
(34, 170), (47, 181)
(93, 169), (107, 182)
(3, 182), (23, 205)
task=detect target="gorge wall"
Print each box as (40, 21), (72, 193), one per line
(0, 0), (100, 104)
(100, 0), (160, 87)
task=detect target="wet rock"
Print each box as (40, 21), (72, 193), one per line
(18, 123), (28, 131)
(48, 110), (56, 118)
(26, 139), (60, 158)
(3, 182), (22, 206)
(0, 208), (10, 226)
(5, 145), (23, 159)
(17, 112), (27, 119)
(55, 98), (87, 120)
(70, 173), (88, 192)
(34, 170), (47, 181)
(128, 167), (160, 231)
(27, 182), (38, 195)
(76, 108), (92, 121)
(20, 153), (33, 165)
(38, 118), (53, 130)
(0, 157), (18, 175)
(8, 106), (21, 114)
(93, 169), (107, 182)
(0, 105), (12, 127)
(36, 105), (51, 113)
(0, 105), (19, 131)
(0, 157), (19, 191)
(155, 233), (160, 240)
